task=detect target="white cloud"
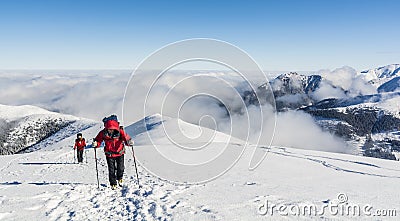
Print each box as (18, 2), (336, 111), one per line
(271, 110), (348, 153)
(0, 71), (129, 120)
(316, 66), (376, 99)
(318, 66), (357, 91)
(311, 81), (347, 101)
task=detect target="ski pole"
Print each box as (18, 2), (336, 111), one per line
(85, 149), (88, 163)
(131, 146), (140, 187)
(73, 148), (76, 164)
(94, 142), (100, 189)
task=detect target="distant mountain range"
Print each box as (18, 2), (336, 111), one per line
(243, 64), (400, 160)
(361, 64), (400, 81)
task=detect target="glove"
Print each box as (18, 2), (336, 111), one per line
(127, 139), (134, 146)
(92, 140), (98, 148)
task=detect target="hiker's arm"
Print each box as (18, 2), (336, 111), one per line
(94, 131), (104, 148)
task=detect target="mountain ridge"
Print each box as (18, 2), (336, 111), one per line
(0, 104), (96, 155)
(242, 64), (400, 160)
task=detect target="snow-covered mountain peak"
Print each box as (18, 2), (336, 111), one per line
(0, 104), (59, 120)
(276, 71), (306, 80)
(361, 64), (400, 80)
(272, 72), (322, 93)
(125, 113), (243, 146)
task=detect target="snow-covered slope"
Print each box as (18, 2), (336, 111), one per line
(127, 114), (243, 146)
(302, 92), (400, 159)
(0, 104), (56, 119)
(0, 104), (96, 154)
(361, 64), (400, 88)
(304, 92), (400, 113)
(378, 76), (400, 93)
(361, 64), (400, 80)
(0, 114), (399, 220)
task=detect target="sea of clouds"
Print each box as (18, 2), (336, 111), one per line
(0, 67), (376, 153)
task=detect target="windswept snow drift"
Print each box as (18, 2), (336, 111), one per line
(0, 113), (399, 220)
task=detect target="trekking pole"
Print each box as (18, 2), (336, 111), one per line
(73, 148), (76, 164)
(85, 149), (88, 163)
(131, 146), (140, 187)
(93, 141), (100, 189)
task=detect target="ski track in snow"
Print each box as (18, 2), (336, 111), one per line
(264, 146), (400, 178)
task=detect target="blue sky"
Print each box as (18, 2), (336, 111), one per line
(0, 0), (399, 71)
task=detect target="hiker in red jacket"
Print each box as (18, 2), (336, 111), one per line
(93, 115), (133, 189)
(74, 133), (86, 163)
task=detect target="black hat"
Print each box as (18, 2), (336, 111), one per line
(77, 133), (82, 138)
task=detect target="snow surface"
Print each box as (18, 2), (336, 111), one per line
(0, 104), (60, 120)
(0, 114), (399, 220)
(378, 77), (400, 93)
